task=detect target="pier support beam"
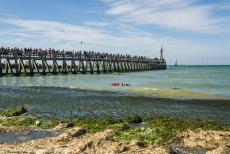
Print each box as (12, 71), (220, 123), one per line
(0, 53), (2, 76)
(14, 53), (20, 76)
(52, 53), (58, 75)
(62, 53), (68, 74)
(28, 52), (34, 76)
(70, 56), (77, 74)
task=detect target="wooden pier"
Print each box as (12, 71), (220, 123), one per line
(0, 48), (166, 77)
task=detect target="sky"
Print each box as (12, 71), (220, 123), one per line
(0, 0), (230, 65)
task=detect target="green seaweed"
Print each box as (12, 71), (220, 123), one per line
(114, 117), (230, 144)
(69, 118), (127, 133)
(0, 106), (27, 117)
(0, 107), (229, 145)
(0, 116), (37, 127)
(39, 119), (60, 129)
(120, 115), (143, 124)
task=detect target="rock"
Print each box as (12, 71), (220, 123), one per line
(124, 115), (143, 124)
(179, 130), (230, 150)
(36, 120), (41, 126)
(207, 146), (230, 154)
(130, 140), (145, 148)
(116, 145), (129, 153)
(78, 140), (93, 152)
(66, 127), (86, 137)
(0, 106), (27, 117)
(53, 123), (70, 131)
(56, 127), (86, 141)
(102, 129), (114, 140)
(0, 127), (228, 154)
(36, 149), (49, 154)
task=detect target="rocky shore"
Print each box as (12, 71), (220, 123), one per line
(0, 106), (229, 154)
(0, 126), (229, 154)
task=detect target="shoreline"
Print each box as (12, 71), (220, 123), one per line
(0, 106), (229, 153)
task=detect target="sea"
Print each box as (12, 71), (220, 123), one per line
(0, 65), (230, 123)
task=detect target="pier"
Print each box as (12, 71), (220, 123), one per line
(0, 47), (166, 76)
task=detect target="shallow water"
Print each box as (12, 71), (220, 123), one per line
(0, 86), (229, 123)
(0, 129), (58, 143)
(0, 66), (229, 123)
(170, 146), (207, 154)
(0, 65), (230, 99)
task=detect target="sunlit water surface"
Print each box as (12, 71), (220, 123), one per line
(0, 66), (230, 123)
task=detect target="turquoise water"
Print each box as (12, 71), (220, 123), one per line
(0, 65), (230, 122)
(1, 65), (230, 99)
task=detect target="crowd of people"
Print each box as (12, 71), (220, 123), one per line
(0, 46), (154, 61)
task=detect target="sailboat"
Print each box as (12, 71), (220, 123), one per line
(174, 59), (178, 66)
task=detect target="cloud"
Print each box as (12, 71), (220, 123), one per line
(0, 18), (164, 53)
(85, 21), (112, 27)
(1, 18), (113, 46)
(100, 0), (228, 33)
(0, 17), (229, 65)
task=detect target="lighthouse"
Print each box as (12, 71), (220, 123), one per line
(160, 46), (164, 60)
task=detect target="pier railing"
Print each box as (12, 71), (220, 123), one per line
(0, 48), (166, 76)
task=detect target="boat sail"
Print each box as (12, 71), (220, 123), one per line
(175, 59), (178, 66)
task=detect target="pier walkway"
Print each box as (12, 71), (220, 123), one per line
(0, 47), (166, 76)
